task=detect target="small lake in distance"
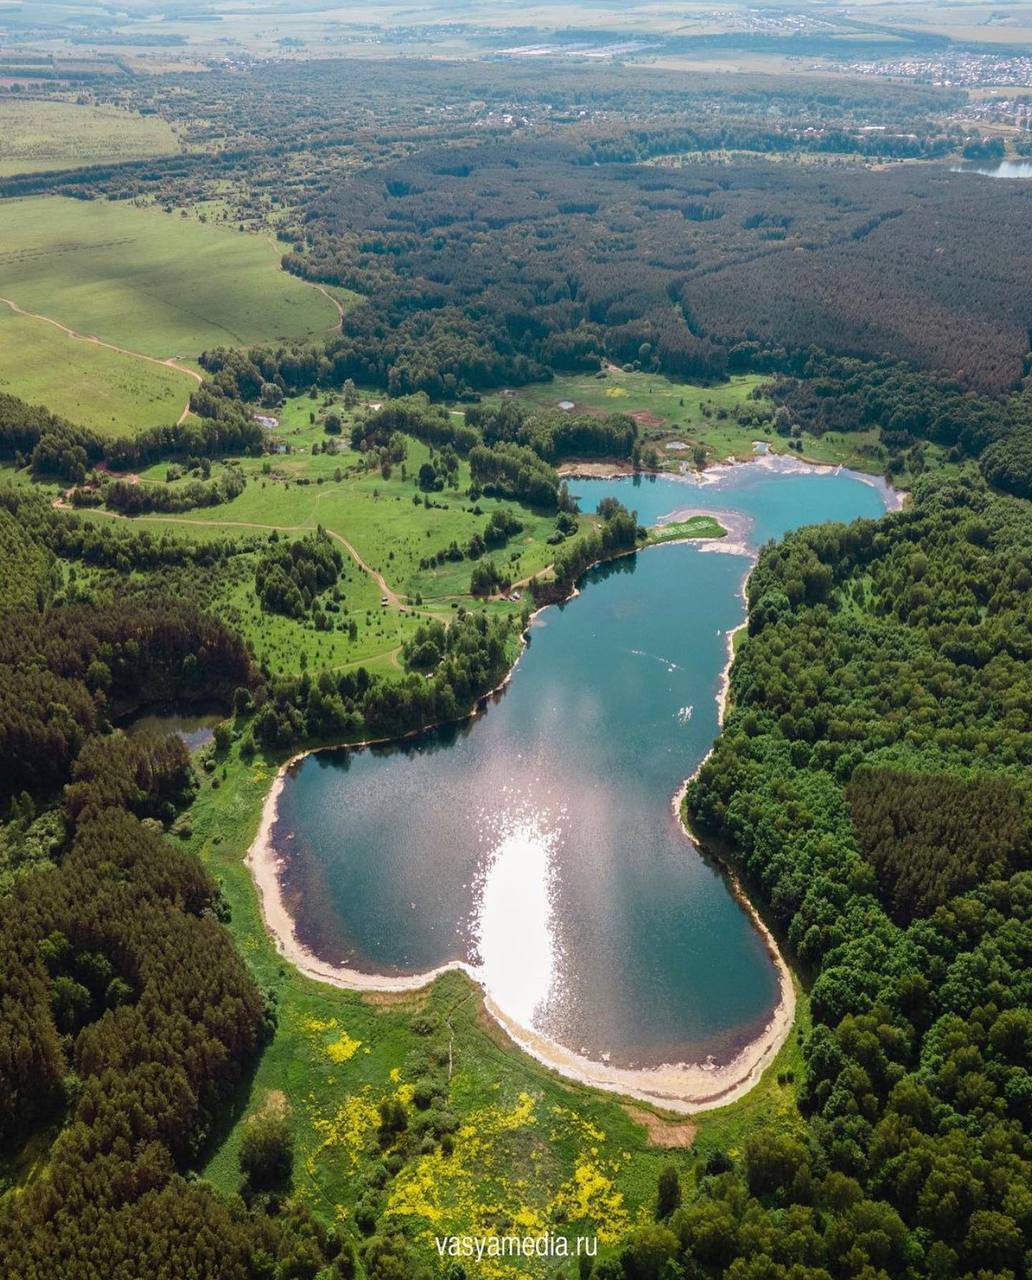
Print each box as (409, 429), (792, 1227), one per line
(951, 159), (1032, 179)
(268, 460), (892, 1070)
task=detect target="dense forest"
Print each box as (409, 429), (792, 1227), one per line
(0, 485), (544, 1277)
(0, 559), (346, 1275)
(670, 474), (1031, 1280)
(286, 142), (1032, 396)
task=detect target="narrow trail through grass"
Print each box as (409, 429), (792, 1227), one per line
(0, 294), (201, 424)
(66, 504), (437, 618)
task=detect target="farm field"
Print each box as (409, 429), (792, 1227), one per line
(0, 196), (342, 359)
(0, 303), (196, 435)
(0, 100), (180, 176)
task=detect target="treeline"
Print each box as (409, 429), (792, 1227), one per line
(469, 441), (571, 511)
(533, 497), (641, 602)
(80, 466), (246, 516)
(0, 388), (264, 484)
(0, 522), (338, 1277)
(243, 608), (516, 749)
(466, 399), (638, 463)
(580, 116), (956, 166)
(674, 474), (1030, 1280)
(771, 351), (1032, 491)
(0, 486), (250, 574)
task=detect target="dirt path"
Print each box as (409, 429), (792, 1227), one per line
(308, 282), (345, 332)
(65, 505), (409, 608)
(0, 295), (202, 424)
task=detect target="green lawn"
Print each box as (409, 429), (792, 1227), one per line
(0, 304), (195, 435)
(0, 100), (180, 176)
(0, 196), (342, 359)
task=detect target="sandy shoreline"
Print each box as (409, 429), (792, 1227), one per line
(246, 747), (795, 1114)
(242, 450), (901, 1113)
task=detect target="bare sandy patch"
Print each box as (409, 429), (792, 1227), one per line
(623, 1104), (697, 1148)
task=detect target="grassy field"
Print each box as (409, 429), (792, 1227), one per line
(189, 731), (808, 1279)
(0, 303), (195, 435)
(107, 443), (571, 675)
(115, 396), (584, 674)
(483, 367), (948, 486)
(0, 196), (341, 359)
(485, 370), (768, 468)
(0, 100), (180, 176)
(63, 370), (736, 674)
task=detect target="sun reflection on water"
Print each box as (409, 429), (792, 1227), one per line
(470, 795), (566, 1030)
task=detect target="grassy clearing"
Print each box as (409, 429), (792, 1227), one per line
(0, 304), (194, 435)
(121, 398), (578, 669)
(63, 378), (735, 672)
(109, 433), (564, 674)
(0, 99), (180, 176)
(485, 370), (766, 466)
(189, 738), (809, 1277)
(0, 196), (341, 358)
(486, 368), (948, 486)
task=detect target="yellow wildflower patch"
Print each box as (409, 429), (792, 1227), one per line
(326, 1031), (362, 1063)
(311, 1088), (379, 1169)
(300, 1015), (338, 1035)
(549, 1104), (605, 1145)
(386, 1092), (549, 1262)
(549, 1160), (629, 1243)
(296, 1014), (362, 1064)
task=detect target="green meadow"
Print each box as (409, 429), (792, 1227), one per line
(119, 407), (580, 665)
(487, 367), (946, 483)
(0, 100), (180, 176)
(0, 196), (342, 358)
(0, 304), (195, 435)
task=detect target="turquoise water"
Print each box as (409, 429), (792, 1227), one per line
(271, 461), (891, 1068)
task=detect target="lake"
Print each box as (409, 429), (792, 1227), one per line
(266, 459), (893, 1077)
(124, 701), (225, 751)
(951, 159), (1032, 180)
